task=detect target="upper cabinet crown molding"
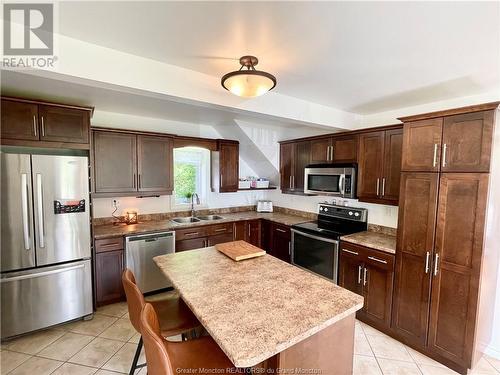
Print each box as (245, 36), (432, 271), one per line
(397, 101), (499, 122)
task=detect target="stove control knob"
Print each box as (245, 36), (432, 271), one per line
(320, 207), (323, 211)
(354, 212), (360, 217)
(324, 208), (328, 212)
(348, 211), (353, 216)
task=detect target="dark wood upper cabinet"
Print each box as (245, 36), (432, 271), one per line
(294, 141), (311, 192)
(401, 118), (443, 172)
(382, 129), (403, 203)
(1, 98), (92, 148)
(310, 135), (357, 164)
(358, 131), (385, 201)
(93, 131), (137, 193)
(1, 99), (39, 141)
(280, 142), (295, 192)
(38, 105), (89, 144)
(310, 138), (331, 164)
(219, 141), (239, 193)
(358, 128), (402, 205)
(332, 135), (358, 163)
(137, 135), (173, 193)
(441, 111), (494, 173)
(427, 173), (488, 367)
(392, 172), (438, 347)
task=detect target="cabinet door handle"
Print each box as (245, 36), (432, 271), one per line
(276, 228), (286, 233)
(381, 178), (386, 197)
(367, 256), (387, 264)
(33, 115), (37, 137)
(133, 173), (136, 189)
(376, 178), (380, 196)
(41, 116), (45, 136)
(363, 267), (368, 286)
(248, 223), (251, 235)
(138, 174), (141, 189)
(358, 265), (362, 284)
(214, 228), (226, 232)
(292, 175), (295, 189)
(220, 174), (223, 188)
(434, 254), (440, 276)
(442, 144), (447, 168)
(330, 146), (334, 161)
(289, 176), (292, 189)
(326, 146), (330, 161)
(342, 249), (358, 256)
(425, 251), (430, 273)
(288, 242), (291, 256)
(433, 144), (438, 167)
(184, 232), (199, 237)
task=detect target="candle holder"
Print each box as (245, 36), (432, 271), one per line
(125, 211), (138, 225)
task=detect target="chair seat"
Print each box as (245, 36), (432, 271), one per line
(150, 295), (200, 337)
(165, 336), (235, 370)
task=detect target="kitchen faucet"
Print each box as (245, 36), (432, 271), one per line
(191, 193), (200, 217)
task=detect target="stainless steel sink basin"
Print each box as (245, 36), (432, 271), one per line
(171, 217), (201, 224)
(196, 215), (224, 221)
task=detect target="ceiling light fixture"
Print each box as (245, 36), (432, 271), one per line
(221, 55), (276, 98)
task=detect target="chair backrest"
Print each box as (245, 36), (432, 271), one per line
(140, 303), (174, 375)
(122, 268), (146, 333)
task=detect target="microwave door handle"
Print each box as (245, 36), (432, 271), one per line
(339, 175), (345, 195)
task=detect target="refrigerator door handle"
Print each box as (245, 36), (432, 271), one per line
(36, 173), (45, 248)
(0, 264), (85, 283)
(21, 174), (30, 250)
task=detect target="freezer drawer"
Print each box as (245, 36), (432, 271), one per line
(1, 260), (93, 339)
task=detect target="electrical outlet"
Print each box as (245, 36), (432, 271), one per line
(112, 199), (120, 208)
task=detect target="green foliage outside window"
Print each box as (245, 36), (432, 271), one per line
(174, 163), (196, 203)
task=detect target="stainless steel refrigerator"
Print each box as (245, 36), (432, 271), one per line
(1, 153), (92, 339)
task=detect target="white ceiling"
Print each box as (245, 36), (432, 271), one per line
(57, 1), (500, 114)
(0, 70), (335, 134)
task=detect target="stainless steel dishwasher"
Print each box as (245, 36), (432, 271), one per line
(125, 231), (175, 293)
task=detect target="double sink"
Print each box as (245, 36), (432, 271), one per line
(171, 215), (224, 224)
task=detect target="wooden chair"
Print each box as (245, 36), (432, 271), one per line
(122, 269), (200, 375)
(140, 302), (236, 375)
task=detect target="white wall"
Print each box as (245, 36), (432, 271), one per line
(482, 109), (500, 360)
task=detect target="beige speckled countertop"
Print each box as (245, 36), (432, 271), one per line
(340, 231), (397, 254)
(154, 247), (363, 367)
(93, 211), (311, 239)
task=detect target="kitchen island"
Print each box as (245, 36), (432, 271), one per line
(154, 245), (363, 372)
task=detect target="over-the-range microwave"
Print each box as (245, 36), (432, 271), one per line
(304, 163), (357, 198)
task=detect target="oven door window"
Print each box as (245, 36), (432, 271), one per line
(307, 174), (340, 193)
(292, 231), (338, 282)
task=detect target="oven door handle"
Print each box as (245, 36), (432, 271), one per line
(291, 229), (339, 244)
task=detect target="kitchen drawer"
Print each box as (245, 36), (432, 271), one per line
(340, 241), (394, 270)
(95, 237), (124, 253)
(207, 223), (234, 236)
(175, 226), (208, 241)
(362, 247), (394, 270)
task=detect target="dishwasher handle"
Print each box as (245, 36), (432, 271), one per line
(126, 231), (175, 243)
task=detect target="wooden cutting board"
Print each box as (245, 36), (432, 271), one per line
(215, 240), (266, 261)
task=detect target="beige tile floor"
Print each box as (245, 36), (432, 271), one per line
(1, 301), (500, 375)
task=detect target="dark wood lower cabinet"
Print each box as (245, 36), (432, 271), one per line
(339, 241), (395, 330)
(176, 237), (206, 252)
(95, 250), (125, 307)
(207, 232), (234, 246)
(270, 223), (291, 263)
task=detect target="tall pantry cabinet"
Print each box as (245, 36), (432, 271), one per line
(392, 103), (499, 374)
